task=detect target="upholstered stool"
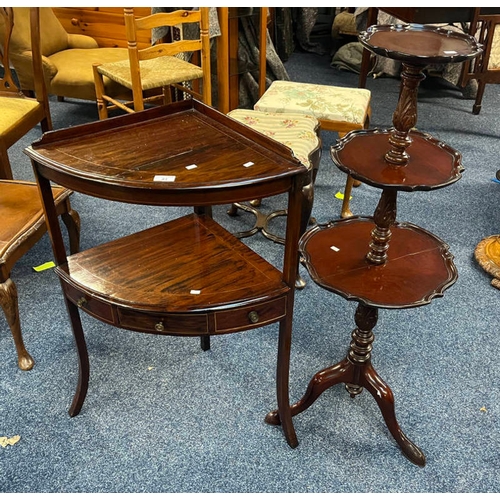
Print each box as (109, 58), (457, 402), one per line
(254, 80), (372, 217)
(227, 109), (321, 288)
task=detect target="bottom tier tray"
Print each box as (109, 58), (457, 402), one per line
(299, 216), (458, 309)
(55, 213), (290, 336)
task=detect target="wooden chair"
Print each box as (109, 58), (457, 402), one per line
(0, 7), (80, 370)
(254, 80), (371, 217)
(93, 7), (212, 119)
(0, 7), (130, 103)
(0, 7), (51, 179)
(460, 8), (500, 115)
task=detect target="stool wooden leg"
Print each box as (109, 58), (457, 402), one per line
(338, 131), (362, 218)
(341, 175), (355, 218)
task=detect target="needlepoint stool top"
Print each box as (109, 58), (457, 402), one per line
(227, 109), (320, 169)
(254, 80), (371, 125)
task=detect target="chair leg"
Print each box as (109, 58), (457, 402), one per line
(0, 278), (34, 371)
(162, 86), (173, 105)
(93, 64), (109, 120)
(473, 80), (485, 115)
(341, 175), (355, 218)
(338, 128), (364, 217)
(61, 202), (81, 255)
(0, 143), (14, 179)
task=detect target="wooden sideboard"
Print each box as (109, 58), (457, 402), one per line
(52, 7), (151, 49)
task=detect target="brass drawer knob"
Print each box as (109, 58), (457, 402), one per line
(248, 310), (259, 324)
(155, 321), (165, 332)
(76, 297), (87, 308)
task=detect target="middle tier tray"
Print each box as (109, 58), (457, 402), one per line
(331, 128), (464, 191)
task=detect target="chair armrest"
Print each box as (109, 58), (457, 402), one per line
(15, 50), (58, 89)
(67, 33), (99, 49)
(41, 54), (58, 79)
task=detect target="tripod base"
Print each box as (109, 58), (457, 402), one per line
(266, 304), (426, 467)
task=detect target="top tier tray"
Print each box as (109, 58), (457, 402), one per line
(332, 24), (482, 182)
(359, 23), (482, 65)
(28, 99), (307, 206)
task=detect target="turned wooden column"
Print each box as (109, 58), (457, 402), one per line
(385, 63), (426, 165)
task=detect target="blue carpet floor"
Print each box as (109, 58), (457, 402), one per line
(1, 48), (499, 493)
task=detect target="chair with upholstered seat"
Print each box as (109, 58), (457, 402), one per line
(93, 7), (211, 119)
(254, 79), (371, 217)
(1, 181), (80, 370)
(0, 8), (80, 370)
(0, 7), (51, 179)
(227, 109), (321, 240)
(0, 7), (130, 103)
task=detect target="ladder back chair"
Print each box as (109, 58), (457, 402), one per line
(93, 7), (212, 119)
(0, 6), (51, 179)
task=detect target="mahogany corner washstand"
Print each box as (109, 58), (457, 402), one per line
(25, 99), (309, 448)
(266, 25), (482, 466)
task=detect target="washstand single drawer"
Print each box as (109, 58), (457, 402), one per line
(60, 281), (115, 323)
(214, 296), (287, 333)
(117, 309), (209, 335)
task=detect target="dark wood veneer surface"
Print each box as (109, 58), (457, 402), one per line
(332, 129), (463, 191)
(28, 99), (305, 205)
(57, 214), (288, 314)
(300, 217), (457, 309)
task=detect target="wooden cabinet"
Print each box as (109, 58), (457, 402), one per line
(52, 7), (151, 49)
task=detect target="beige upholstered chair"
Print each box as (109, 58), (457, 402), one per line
(0, 7), (130, 102)
(254, 80), (371, 217)
(93, 8), (211, 119)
